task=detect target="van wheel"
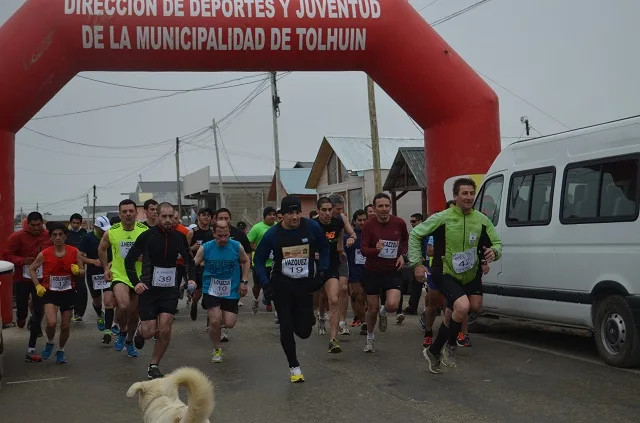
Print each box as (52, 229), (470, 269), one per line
(594, 295), (640, 368)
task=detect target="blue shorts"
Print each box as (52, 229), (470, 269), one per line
(425, 275), (437, 290)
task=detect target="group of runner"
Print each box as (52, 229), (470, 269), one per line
(4, 177), (502, 382)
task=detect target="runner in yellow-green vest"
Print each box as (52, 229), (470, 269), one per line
(98, 199), (148, 358)
(247, 206), (278, 314)
(409, 178), (502, 374)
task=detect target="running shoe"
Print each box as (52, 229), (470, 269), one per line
(328, 339), (342, 354)
(457, 333), (472, 347)
(266, 304), (273, 312)
(211, 348), (223, 363)
(441, 344), (456, 368)
(359, 323), (368, 336)
(289, 366), (305, 383)
(102, 329), (112, 344)
(238, 300), (243, 307)
(97, 316), (105, 332)
(317, 319), (326, 336)
(252, 299), (259, 315)
(396, 313), (405, 325)
(423, 330), (433, 348)
(42, 342), (54, 360)
(423, 347), (442, 374)
(220, 327), (229, 343)
(378, 312), (388, 332)
(350, 318), (361, 327)
(148, 364), (164, 380)
(126, 342), (139, 358)
(364, 338), (375, 353)
(419, 313), (427, 332)
(134, 332), (145, 350)
(73, 315), (83, 322)
(339, 322), (351, 336)
(114, 334), (126, 351)
(25, 351), (42, 363)
(56, 350), (67, 364)
(111, 324), (120, 336)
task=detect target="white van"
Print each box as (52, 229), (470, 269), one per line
(473, 115), (640, 368)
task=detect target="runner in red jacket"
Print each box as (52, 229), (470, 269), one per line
(3, 212), (51, 329)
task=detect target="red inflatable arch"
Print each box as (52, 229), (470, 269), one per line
(0, 0), (500, 246)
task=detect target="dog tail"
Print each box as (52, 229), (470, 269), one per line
(167, 367), (215, 422)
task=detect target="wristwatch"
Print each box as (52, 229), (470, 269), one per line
(241, 280), (249, 285)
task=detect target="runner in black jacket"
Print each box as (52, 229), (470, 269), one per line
(124, 202), (196, 380)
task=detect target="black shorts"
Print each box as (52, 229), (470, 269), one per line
(324, 262), (340, 281)
(435, 274), (483, 310)
(363, 269), (402, 296)
(138, 288), (180, 321)
(201, 294), (239, 314)
(43, 289), (76, 312)
(86, 273), (112, 298)
(111, 280), (136, 294)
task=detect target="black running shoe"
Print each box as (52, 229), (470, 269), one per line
(147, 364), (164, 380)
(134, 333), (145, 350)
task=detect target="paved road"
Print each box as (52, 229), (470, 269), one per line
(1, 297), (639, 423)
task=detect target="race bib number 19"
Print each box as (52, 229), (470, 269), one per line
(378, 240), (399, 259)
(152, 267), (176, 288)
(282, 258), (309, 279)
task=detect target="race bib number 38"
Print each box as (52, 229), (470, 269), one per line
(152, 267), (177, 288)
(119, 241), (135, 259)
(452, 249), (476, 274)
(378, 240), (399, 259)
(50, 275), (72, 291)
(209, 278), (232, 297)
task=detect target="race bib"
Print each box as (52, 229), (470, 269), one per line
(23, 265), (43, 279)
(92, 273), (110, 290)
(378, 240), (399, 259)
(50, 275), (72, 291)
(119, 241), (135, 259)
(282, 258), (309, 279)
(152, 267), (177, 288)
(355, 249), (366, 265)
(209, 278), (232, 297)
(452, 249), (476, 274)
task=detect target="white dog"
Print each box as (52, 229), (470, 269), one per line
(126, 367), (215, 423)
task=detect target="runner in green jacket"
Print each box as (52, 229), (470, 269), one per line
(409, 178), (502, 374)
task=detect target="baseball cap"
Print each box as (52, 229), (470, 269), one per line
(198, 207), (213, 216)
(280, 196), (302, 214)
(94, 216), (111, 231)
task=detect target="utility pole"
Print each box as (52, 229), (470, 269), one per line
(521, 116), (530, 136)
(92, 185), (97, 228)
(212, 119), (226, 208)
(270, 71), (283, 205)
(36, 202), (39, 212)
(175, 137), (182, 218)
(367, 76), (382, 194)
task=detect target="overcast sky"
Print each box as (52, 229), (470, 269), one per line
(2, 0), (639, 215)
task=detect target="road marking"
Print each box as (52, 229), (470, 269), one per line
(6, 376), (69, 385)
(476, 334), (640, 375)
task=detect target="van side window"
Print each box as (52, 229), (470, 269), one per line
(561, 157), (639, 223)
(506, 168), (555, 226)
(475, 175), (503, 226)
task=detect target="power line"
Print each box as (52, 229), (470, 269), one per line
(22, 126), (210, 150)
(429, 0), (494, 26)
(32, 74), (271, 120)
(76, 72), (269, 92)
(417, 0), (443, 13)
